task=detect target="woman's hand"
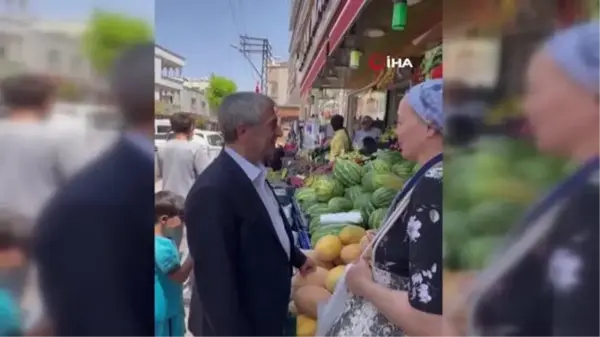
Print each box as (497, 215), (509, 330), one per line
(360, 230), (377, 262)
(346, 258), (374, 297)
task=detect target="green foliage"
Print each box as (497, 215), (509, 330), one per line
(82, 10), (153, 74)
(205, 75), (238, 110)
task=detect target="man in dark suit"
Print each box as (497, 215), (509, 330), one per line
(185, 92), (316, 336)
(33, 43), (155, 335)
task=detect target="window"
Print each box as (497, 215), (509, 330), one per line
(206, 134), (223, 146)
(70, 56), (82, 73)
(156, 125), (171, 134)
(47, 49), (60, 70)
(201, 101), (206, 109)
(0, 46), (6, 59)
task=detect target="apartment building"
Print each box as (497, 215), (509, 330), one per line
(154, 44), (185, 115)
(0, 1), (107, 100)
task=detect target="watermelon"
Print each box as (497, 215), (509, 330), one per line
(372, 173), (404, 190)
(360, 202), (376, 225)
(313, 177), (344, 202)
(466, 201), (524, 236)
(459, 236), (501, 270)
(361, 171), (376, 192)
(392, 162), (414, 178)
(345, 185), (365, 201)
(306, 203), (330, 218)
(311, 223), (346, 247)
(371, 187), (397, 208)
(375, 150), (404, 164)
(368, 208), (388, 229)
(300, 197), (318, 210)
(327, 197), (353, 212)
(333, 159), (363, 186)
(366, 159), (391, 173)
(309, 218), (321, 234)
(295, 187), (315, 200)
(353, 193), (373, 209)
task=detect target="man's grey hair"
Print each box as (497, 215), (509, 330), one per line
(218, 92), (276, 143)
(110, 42), (154, 124)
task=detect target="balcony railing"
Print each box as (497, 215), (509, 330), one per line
(155, 101), (182, 115)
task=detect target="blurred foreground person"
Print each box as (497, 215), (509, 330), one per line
(460, 22), (599, 336)
(34, 43), (155, 335)
(185, 92), (316, 336)
(154, 191), (193, 337)
(326, 79), (444, 336)
(0, 75), (90, 223)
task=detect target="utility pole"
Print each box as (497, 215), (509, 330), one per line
(236, 35), (272, 93)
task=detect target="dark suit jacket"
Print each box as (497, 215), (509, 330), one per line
(34, 137), (155, 336)
(185, 150), (306, 336)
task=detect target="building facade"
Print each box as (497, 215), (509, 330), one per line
(154, 44), (185, 115)
(0, 2), (106, 100)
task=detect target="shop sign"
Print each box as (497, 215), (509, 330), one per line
(367, 53), (414, 72)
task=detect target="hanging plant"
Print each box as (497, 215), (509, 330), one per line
(420, 44), (443, 80)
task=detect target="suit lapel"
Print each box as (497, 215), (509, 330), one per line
(219, 151), (289, 258)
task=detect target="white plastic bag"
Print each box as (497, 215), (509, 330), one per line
(316, 264), (352, 336)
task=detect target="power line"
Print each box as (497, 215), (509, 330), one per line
(237, 35), (272, 93)
(226, 0), (258, 83)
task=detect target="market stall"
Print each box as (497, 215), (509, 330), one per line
(442, 0), (594, 326)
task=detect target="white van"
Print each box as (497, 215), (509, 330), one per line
(155, 119), (171, 150)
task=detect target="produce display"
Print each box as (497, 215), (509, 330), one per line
(294, 149), (416, 247)
(444, 137), (570, 272)
(290, 224), (369, 336)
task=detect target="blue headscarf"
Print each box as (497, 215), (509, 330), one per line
(406, 79), (444, 132)
(544, 21), (599, 94)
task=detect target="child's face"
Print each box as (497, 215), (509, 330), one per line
(0, 247), (26, 269)
(158, 215), (182, 230)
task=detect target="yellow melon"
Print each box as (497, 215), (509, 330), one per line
(338, 225), (366, 245)
(297, 315), (317, 336)
(325, 265), (346, 293)
(340, 243), (361, 264)
(302, 249), (334, 269)
(293, 285), (331, 319)
(292, 266), (328, 292)
(314, 235), (343, 262)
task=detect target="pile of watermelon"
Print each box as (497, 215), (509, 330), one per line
(444, 137), (571, 271)
(294, 149), (417, 247)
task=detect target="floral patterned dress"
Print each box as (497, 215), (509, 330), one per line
(326, 161), (443, 336)
(468, 160), (599, 336)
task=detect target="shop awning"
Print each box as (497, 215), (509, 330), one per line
(300, 0), (370, 96)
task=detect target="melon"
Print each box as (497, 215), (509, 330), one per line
(293, 285), (331, 319)
(325, 265), (346, 293)
(301, 249), (334, 269)
(332, 256), (345, 266)
(314, 235), (343, 262)
(297, 315), (317, 336)
(340, 244), (361, 264)
(338, 225), (366, 245)
(292, 266), (329, 292)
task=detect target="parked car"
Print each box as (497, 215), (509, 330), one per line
(162, 129), (223, 162)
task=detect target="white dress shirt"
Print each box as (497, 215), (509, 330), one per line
(224, 147), (291, 258)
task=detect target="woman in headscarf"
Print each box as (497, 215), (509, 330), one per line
(353, 115), (382, 149)
(460, 21), (599, 336)
(326, 79), (444, 336)
(328, 114), (351, 162)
